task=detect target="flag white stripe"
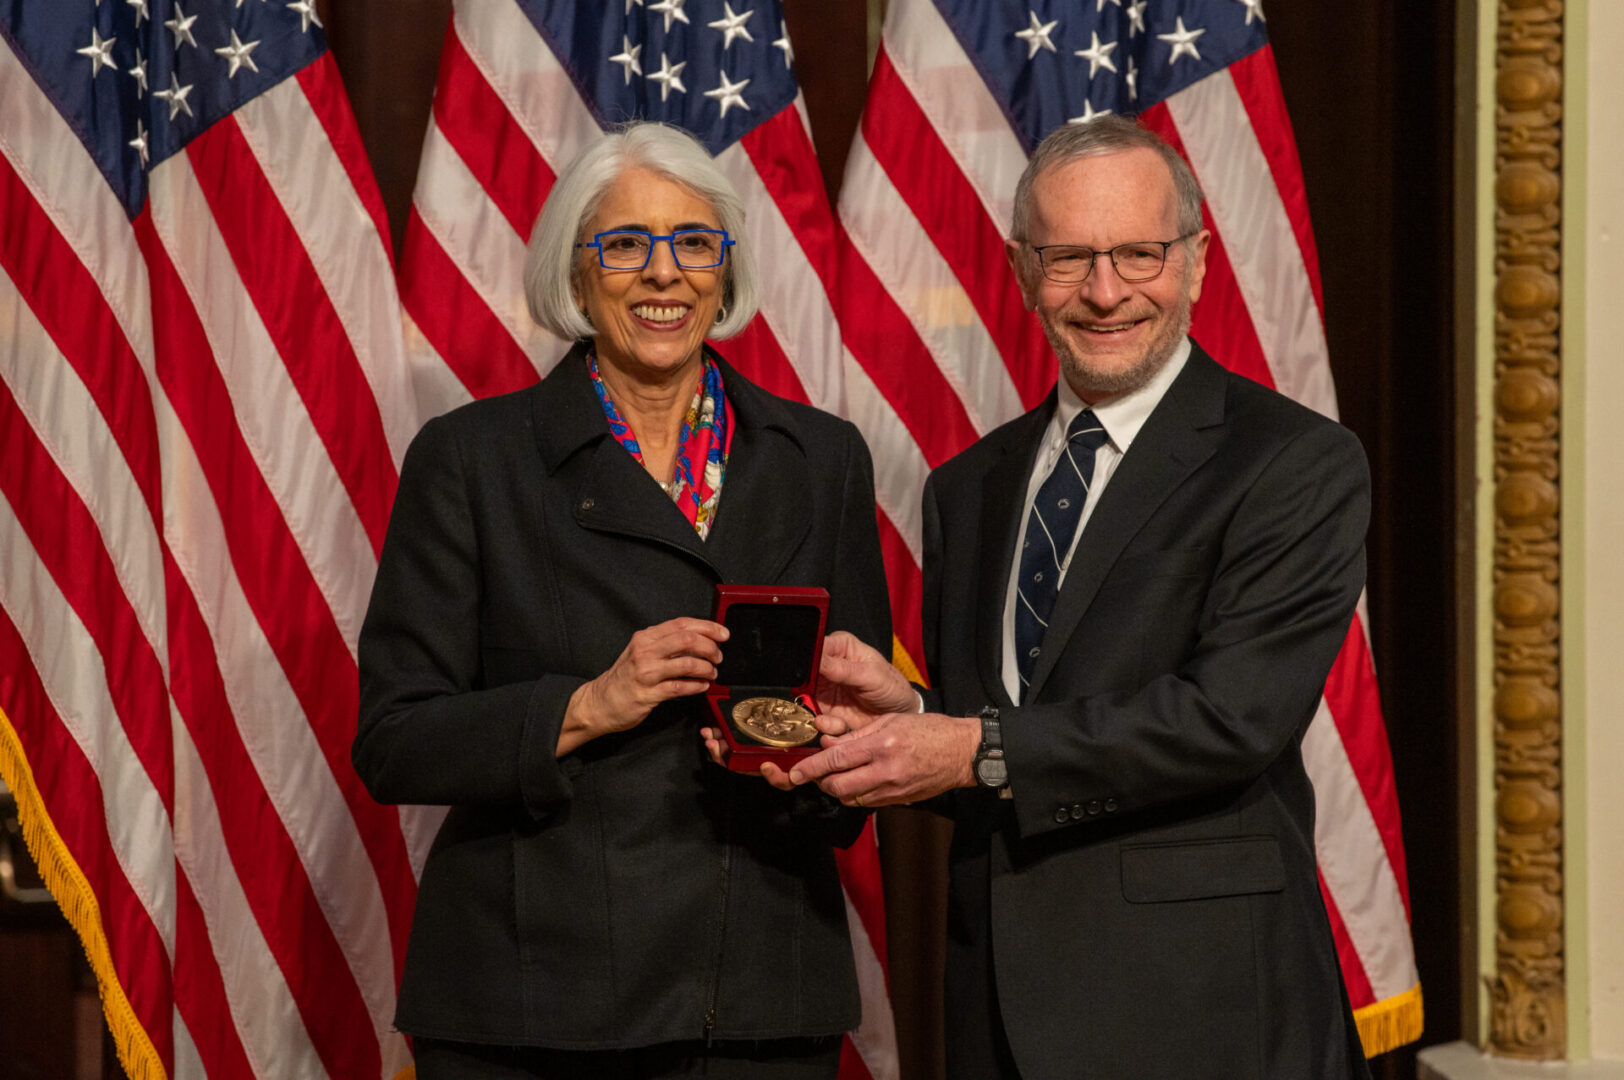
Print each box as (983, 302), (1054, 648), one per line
(843, 351), (929, 560)
(401, 311), (475, 426)
(453, 0), (603, 172)
(0, 494), (176, 958)
(884, 0), (1028, 233)
(0, 265), (167, 668)
(147, 156), (376, 660)
(843, 891), (900, 1080)
(169, 1002), (205, 1080)
(237, 79), (421, 470)
(0, 45), (156, 378)
(1166, 76), (1338, 419)
(412, 121), (560, 373)
(841, 136), (1023, 435)
(158, 415), (400, 1048)
(170, 723), (329, 1079)
(715, 138), (845, 414)
(1301, 701), (1414, 998)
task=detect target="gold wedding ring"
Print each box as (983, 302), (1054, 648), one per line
(853, 794), (864, 808)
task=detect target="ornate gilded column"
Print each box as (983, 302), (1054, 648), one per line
(1487, 0), (1565, 1060)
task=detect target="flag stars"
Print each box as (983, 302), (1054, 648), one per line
(609, 35), (643, 84)
(1125, 1), (1147, 36)
(129, 118), (149, 167)
(1095, 0), (1121, 10)
(773, 20), (794, 67)
(1125, 55), (1138, 100)
(127, 0), (149, 26)
(155, 71), (195, 121)
(650, 0), (690, 33)
(704, 68), (750, 117)
(215, 30), (261, 77)
(647, 52), (687, 101)
(1068, 100), (1110, 125)
(708, 3), (754, 49)
(288, 0), (323, 33)
(625, 0), (644, 11)
(77, 27), (118, 77)
(165, 2), (199, 50)
(1014, 11), (1059, 59)
(1234, 0), (1266, 25)
(1157, 17), (1205, 64)
(130, 47), (148, 96)
(1075, 32), (1117, 78)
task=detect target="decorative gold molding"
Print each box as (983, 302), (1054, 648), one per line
(1488, 0), (1565, 1060)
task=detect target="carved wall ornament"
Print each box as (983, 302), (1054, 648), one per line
(1488, 0), (1565, 1060)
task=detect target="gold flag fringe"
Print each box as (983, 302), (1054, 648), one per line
(891, 635), (925, 687)
(0, 704), (166, 1080)
(1355, 982), (1424, 1057)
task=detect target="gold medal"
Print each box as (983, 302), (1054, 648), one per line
(731, 696), (819, 748)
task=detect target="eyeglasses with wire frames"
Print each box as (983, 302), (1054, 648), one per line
(1029, 232), (1200, 285)
(576, 229), (734, 271)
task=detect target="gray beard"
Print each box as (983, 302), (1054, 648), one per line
(1043, 282), (1194, 400)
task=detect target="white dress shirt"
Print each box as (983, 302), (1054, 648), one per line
(999, 338), (1192, 703)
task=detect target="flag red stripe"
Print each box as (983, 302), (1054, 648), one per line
(0, 382), (174, 815)
(859, 49), (1052, 409)
(296, 55), (398, 267)
(1322, 616), (1411, 912)
(172, 870), (257, 1080)
(835, 238), (982, 467)
(737, 109), (842, 290)
(134, 213), (417, 982)
(1136, 107), (1276, 391)
(0, 153), (162, 527)
(838, 1039), (878, 1080)
(401, 209), (540, 398)
(166, 553), (386, 1079)
(1225, 47), (1326, 316)
(877, 509), (925, 676)
(432, 26), (555, 240)
(832, 818), (889, 970)
(186, 117), (398, 556)
(0, 608), (176, 1073)
(1318, 869), (1377, 1010)
(720, 314), (812, 404)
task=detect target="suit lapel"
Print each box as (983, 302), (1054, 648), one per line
(1027, 348), (1229, 698)
(702, 369), (813, 583)
(975, 399), (1054, 709)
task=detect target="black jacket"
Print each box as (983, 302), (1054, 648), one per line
(922, 346), (1372, 1080)
(354, 342), (891, 1048)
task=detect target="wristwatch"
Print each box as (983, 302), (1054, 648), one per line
(972, 706), (1008, 791)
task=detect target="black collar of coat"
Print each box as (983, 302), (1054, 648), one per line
(526, 339), (814, 582)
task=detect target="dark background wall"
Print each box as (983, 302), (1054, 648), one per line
(0, 3), (1471, 1077)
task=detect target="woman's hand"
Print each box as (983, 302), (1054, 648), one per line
(559, 618), (729, 756)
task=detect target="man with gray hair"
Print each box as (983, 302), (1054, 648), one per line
(792, 116), (1374, 1078)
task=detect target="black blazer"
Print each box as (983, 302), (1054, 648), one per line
(921, 345), (1372, 1080)
(354, 342), (891, 1049)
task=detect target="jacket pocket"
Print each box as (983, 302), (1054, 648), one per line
(1120, 836), (1285, 903)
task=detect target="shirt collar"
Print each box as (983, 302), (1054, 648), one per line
(1052, 336), (1192, 453)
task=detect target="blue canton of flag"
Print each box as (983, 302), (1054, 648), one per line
(0, 0), (326, 218)
(517, 0), (800, 155)
(935, 0), (1268, 148)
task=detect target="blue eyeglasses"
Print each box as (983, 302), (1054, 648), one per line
(576, 229), (734, 270)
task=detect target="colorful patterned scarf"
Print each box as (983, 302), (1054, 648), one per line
(589, 350), (732, 540)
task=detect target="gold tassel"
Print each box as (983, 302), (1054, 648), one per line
(891, 636), (925, 686)
(1354, 982), (1425, 1057)
(0, 705), (167, 1080)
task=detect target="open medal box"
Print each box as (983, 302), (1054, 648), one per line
(706, 584), (829, 772)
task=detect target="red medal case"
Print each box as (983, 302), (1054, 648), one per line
(707, 584), (829, 772)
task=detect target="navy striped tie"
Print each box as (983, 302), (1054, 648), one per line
(1014, 409), (1108, 701)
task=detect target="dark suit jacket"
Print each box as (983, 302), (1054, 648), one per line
(921, 344), (1372, 1080)
(354, 341), (891, 1048)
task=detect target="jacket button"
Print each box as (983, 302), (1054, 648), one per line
(1054, 807), (1069, 824)
(1069, 803), (1086, 821)
(1086, 800), (1101, 816)
(580, 498), (595, 511)
(1104, 798), (1118, 813)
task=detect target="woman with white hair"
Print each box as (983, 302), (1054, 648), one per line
(353, 121), (891, 1078)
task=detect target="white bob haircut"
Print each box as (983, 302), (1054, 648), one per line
(523, 121), (760, 341)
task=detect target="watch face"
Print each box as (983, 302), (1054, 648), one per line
(975, 756), (1008, 786)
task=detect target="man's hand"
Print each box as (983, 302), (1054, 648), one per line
(788, 712), (981, 807)
(814, 631), (918, 737)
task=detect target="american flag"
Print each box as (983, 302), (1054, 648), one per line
(0, 1), (431, 1077)
(398, 2), (897, 1079)
(837, 0), (1423, 1055)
